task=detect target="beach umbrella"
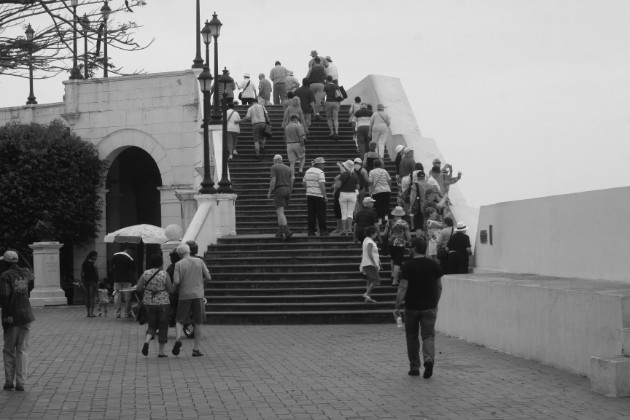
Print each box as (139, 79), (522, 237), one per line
(104, 224), (168, 244)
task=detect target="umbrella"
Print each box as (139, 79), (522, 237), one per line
(104, 224), (168, 244)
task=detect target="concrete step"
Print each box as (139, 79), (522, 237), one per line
(204, 309), (396, 325)
(206, 286), (395, 296)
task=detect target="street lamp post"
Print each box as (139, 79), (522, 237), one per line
(80, 14), (90, 79)
(198, 21), (216, 195)
(69, 0), (83, 79)
(218, 68), (234, 194)
(25, 24), (37, 105)
(101, 1), (111, 78)
(207, 12), (222, 123)
(192, 0), (203, 69)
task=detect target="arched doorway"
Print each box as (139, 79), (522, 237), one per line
(106, 146), (162, 274)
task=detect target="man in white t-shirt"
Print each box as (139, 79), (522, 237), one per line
(302, 157), (328, 236)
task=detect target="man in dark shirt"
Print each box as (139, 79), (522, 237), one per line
(294, 79), (316, 128)
(354, 197), (380, 244)
(111, 247), (136, 318)
(394, 238), (443, 378)
(1, 250), (35, 391)
(268, 154), (294, 240)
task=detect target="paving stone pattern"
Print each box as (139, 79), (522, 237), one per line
(0, 307), (628, 419)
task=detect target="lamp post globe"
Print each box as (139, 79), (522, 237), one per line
(217, 67), (234, 194)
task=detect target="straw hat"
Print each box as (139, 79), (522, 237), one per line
(391, 206), (406, 217)
(455, 222), (468, 232)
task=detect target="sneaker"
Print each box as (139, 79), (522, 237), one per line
(364, 297), (376, 303)
(3, 383), (14, 390)
(408, 369), (420, 376)
(233, 150), (238, 155)
(172, 339), (182, 356)
(423, 361), (434, 378)
(15, 384), (24, 391)
(283, 230), (293, 240)
(192, 349), (203, 357)
(228, 154), (233, 160)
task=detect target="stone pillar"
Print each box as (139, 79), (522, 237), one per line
(215, 193), (237, 237)
(175, 189), (199, 232)
(29, 242), (67, 307)
(181, 193), (237, 258)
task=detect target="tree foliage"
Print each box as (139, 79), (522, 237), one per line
(0, 0), (152, 79)
(0, 119), (107, 256)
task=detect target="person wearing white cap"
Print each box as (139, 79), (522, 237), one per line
(354, 196), (379, 244)
(445, 221), (472, 274)
(302, 157), (328, 236)
(237, 73), (257, 106)
(369, 104), (391, 158)
(1, 250), (35, 391)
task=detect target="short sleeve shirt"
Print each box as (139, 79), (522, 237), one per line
(270, 163), (292, 188)
(304, 167), (325, 197)
(401, 257), (443, 310)
(388, 218), (410, 247)
(284, 122), (305, 143)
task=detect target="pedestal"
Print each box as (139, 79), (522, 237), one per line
(29, 242), (67, 307)
(181, 193), (237, 257)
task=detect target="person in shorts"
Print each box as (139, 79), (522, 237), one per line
(171, 243), (211, 358)
(268, 154), (294, 240)
(359, 226), (381, 303)
(284, 114), (306, 176)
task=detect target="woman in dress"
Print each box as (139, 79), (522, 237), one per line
(137, 254), (174, 357)
(446, 222), (472, 274)
(80, 251), (99, 318)
(367, 158), (391, 225)
(383, 206), (411, 286)
(368, 103), (391, 158)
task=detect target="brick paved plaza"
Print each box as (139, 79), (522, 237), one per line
(0, 307), (628, 420)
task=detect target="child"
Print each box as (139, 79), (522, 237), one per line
(96, 280), (110, 316)
(359, 225), (381, 303)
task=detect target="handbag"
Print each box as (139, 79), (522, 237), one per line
(264, 108), (273, 139)
(335, 85), (348, 101)
(136, 269), (161, 325)
(437, 227), (454, 261)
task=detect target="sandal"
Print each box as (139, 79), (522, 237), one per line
(172, 339), (182, 356)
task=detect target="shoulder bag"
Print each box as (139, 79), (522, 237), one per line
(263, 108), (273, 139)
(238, 80), (250, 101)
(136, 269), (161, 325)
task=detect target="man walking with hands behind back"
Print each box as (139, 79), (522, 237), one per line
(172, 243), (211, 358)
(111, 247), (136, 318)
(394, 238), (443, 378)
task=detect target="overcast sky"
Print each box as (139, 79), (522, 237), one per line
(1, 0), (629, 207)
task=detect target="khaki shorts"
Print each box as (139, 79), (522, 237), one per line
(286, 142), (304, 163)
(176, 298), (206, 325)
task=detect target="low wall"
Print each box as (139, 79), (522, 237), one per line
(474, 187), (630, 283)
(437, 273), (630, 376)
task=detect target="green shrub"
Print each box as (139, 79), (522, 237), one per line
(0, 120), (107, 256)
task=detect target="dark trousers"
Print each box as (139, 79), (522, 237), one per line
(404, 307), (437, 371)
(447, 251), (469, 274)
(307, 195), (327, 234)
(373, 191), (391, 219)
(357, 126), (371, 156)
(83, 281), (97, 309)
(145, 304), (170, 344)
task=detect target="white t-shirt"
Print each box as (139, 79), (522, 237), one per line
(360, 236), (379, 271)
(227, 110), (241, 133)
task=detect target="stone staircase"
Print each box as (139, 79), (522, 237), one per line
(203, 104), (400, 324)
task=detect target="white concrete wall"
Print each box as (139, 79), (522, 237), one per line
(437, 274), (630, 376)
(475, 186), (630, 283)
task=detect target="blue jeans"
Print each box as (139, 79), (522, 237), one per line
(404, 308), (437, 370)
(3, 324), (30, 387)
